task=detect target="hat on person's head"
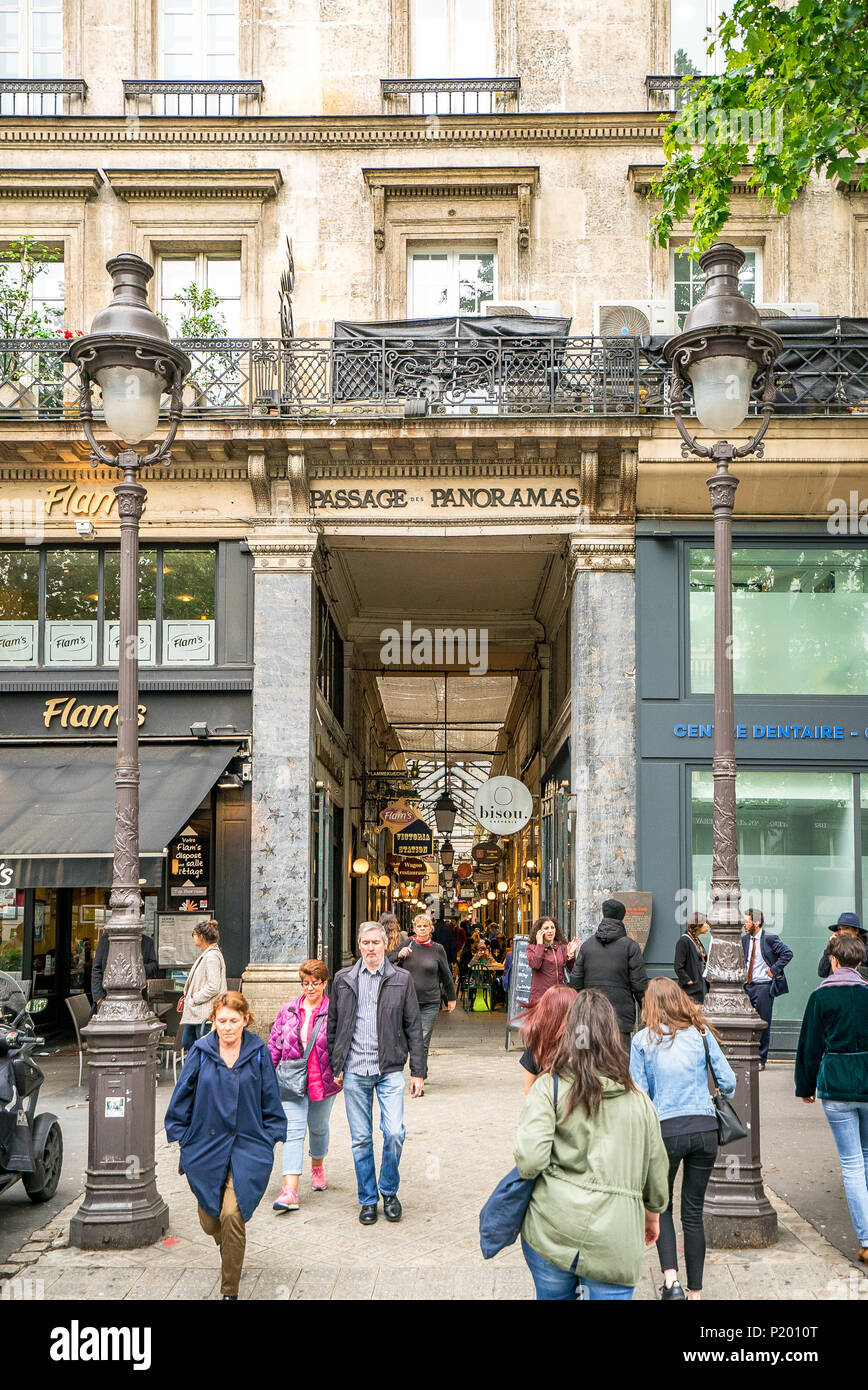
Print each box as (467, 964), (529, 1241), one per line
(602, 898), (626, 921)
(830, 911), (863, 932)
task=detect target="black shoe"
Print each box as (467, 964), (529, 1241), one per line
(359, 1204), (378, 1225)
(382, 1193), (402, 1222)
(660, 1279), (686, 1300)
(221, 1294), (238, 1301)
(759, 1062), (766, 1071)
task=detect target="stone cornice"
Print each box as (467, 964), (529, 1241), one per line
(0, 112), (672, 150)
(0, 168), (102, 198)
(104, 167), (283, 199)
(568, 537), (636, 573)
(629, 162), (755, 196)
(362, 165), (539, 197)
(247, 529), (319, 573)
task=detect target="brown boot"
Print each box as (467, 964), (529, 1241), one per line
(857, 1248), (868, 1265)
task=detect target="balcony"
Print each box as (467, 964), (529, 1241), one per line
(645, 75), (698, 111)
(122, 79), (264, 117)
(2, 328), (868, 422)
(381, 77), (520, 115)
(0, 78), (87, 115)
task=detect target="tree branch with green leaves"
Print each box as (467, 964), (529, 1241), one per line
(652, 0), (868, 254)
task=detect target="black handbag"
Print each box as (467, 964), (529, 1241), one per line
(700, 1029), (747, 1146)
(276, 1016), (323, 1102)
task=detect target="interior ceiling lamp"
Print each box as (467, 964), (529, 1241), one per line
(439, 837), (455, 868)
(433, 673), (457, 836)
(496, 880), (508, 892)
(351, 857), (370, 876)
(377, 873), (391, 888)
(486, 890), (496, 901)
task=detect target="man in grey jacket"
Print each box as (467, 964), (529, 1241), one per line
(328, 921), (424, 1226)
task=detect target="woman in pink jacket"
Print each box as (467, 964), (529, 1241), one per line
(268, 958), (342, 1213)
(526, 916), (579, 1006)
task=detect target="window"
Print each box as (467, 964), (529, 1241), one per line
(316, 589), (344, 722)
(689, 546), (868, 695)
(692, 769), (855, 1022)
(0, 241), (64, 333)
(670, 0), (736, 76)
(0, 546), (216, 666)
(161, 0), (238, 80)
(159, 254), (241, 337)
(411, 0), (494, 77)
(409, 246), (496, 316)
(672, 247), (757, 331)
(0, 0), (62, 78)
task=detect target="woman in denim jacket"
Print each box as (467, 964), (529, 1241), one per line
(630, 977), (736, 1302)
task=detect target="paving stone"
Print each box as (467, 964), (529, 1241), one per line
(44, 1268), (142, 1300)
(290, 1266), (339, 1300)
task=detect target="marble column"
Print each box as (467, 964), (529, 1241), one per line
(569, 537), (637, 938)
(242, 528), (318, 1037)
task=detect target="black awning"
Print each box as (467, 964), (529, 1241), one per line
(0, 743), (234, 888)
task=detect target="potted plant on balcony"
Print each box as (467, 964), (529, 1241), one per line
(169, 283), (239, 409)
(0, 238), (64, 413)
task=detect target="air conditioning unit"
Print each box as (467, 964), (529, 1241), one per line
(593, 300), (673, 337)
(483, 299), (562, 318)
(756, 303), (820, 319)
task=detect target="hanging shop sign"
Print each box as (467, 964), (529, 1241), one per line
(395, 856), (426, 883)
(455, 860), (474, 879)
(474, 776), (534, 835)
(378, 800), (417, 833)
(392, 817), (434, 857)
(471, 840), (501, 868)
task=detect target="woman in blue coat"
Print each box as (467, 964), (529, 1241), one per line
(165, 990), (286, 1300)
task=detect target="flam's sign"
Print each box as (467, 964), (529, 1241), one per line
(378, 800), (417, 832)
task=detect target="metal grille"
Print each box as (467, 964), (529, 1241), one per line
(0, 79), (87, 116)
(122, 80), (264, 117)
(381, 77), (520, 115)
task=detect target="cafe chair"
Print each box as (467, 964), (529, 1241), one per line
(66, 992), (92, 1088)
(156, 1006), (184, 1084)
(466, 963), (492, 1014)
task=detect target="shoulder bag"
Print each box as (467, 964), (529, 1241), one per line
(478, 1074), (559, 1259)
(276, 1014), (324, 1102)
(700, 1029), (747, 1146)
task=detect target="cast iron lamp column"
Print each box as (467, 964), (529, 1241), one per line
(664, 243), (782, 1247)
(66, 255), (189, 1249)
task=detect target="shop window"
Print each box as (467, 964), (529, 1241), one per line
(411, 0), (494, 78)
(692, 768), (854, 1022)
(408, 246), (496, 316)
(0, 547), (39, 664)
(673, 247), (758, 331)
(316, 588), (344, 722)
(0, 545), (217, 667)
(690, 545), (868, 695)
(159, 253), (241, 338)
(160, 0), (238, 81)
(0, 888), (25, 978)
(162, 549), (215, 665)
(31, 887), (57, 1003)
(0, 0), (62, 79)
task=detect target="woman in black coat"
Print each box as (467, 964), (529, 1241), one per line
(674, 914), (709, 1003)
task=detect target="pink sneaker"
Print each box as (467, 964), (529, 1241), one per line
(273, 1183), (299, 1212)
(311, 1164), (327, 1191)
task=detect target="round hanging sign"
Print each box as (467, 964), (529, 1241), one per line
(473, 776), (534, 835)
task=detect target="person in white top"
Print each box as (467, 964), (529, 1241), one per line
(178, 920), (228, 1051)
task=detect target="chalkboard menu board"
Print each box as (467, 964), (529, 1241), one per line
(505, 933), (531, 1049)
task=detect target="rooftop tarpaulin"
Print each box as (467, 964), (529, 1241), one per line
(0, 743), (234, 888)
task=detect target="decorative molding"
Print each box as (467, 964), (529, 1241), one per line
(0, 114), (672, 151)
(619, 444), (638, 517)
(104, 168), (282, 200)
(247, 531), (319, 573)
(247, 449), (270, 514)
(0, 168), (101, 199)
(580, 446), (598, 511)
(833, 165), (867, 196)
(629, 162), (755, 197)
(363, 165), (539, 201)
(568, 538), (636, 574)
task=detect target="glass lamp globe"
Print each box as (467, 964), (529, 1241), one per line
(96, 365), (163, 445)
(688, 355), (756, 435)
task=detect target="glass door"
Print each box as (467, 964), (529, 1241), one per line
(30, 887), (60, 1017)
(70, 887), (109, 1000)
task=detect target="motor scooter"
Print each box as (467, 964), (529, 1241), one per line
(0, 972), (63, 1204)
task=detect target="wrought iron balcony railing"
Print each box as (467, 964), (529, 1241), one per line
(2, 333), (868, 422)
(381, 77), (520, 115)
(0, 78), (87, 115)
(122, 79), (264, 117)
(645, 74), (700, 111)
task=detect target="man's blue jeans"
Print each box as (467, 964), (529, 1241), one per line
(342, 1071), (406, 1206)
(521, 1236), (634, 1300)
(744, 981), (774, 1063)
(822, 1099), (868, 1247)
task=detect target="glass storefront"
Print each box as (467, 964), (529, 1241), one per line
(690, 546), (868, 694)
(692, 769), (856, 1022)
(0, 889), (25, 977)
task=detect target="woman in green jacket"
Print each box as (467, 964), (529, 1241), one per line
(514, 988), (670, 1300)
(795, 931), (868, 1265)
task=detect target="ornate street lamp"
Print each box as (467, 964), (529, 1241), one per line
(438, 837), (455, 868)
(664, 242), (781, 1247)
(66, 255), (189, 1250)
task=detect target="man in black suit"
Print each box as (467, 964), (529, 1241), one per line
(741, 909), (793, 1069)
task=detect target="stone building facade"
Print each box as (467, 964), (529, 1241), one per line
(0, 0), (864, 1042)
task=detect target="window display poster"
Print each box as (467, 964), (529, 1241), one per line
(168, 807), (211, 906)
(34, 901), (45, 941)
(157, 912), (210, 967)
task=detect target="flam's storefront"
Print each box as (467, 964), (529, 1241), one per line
(0, 689), (252, 1028)
(638, 527), (868, 1052)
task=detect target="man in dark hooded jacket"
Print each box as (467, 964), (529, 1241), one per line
(568, 898), (648, 1054)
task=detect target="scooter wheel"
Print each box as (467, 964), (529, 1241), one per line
(23, 1120), (63, 1203)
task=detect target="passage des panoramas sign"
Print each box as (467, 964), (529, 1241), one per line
(392, 817), (434, 856)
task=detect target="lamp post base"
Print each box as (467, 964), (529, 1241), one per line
(705, 1208), (778, 1250)
(68, 1198), (169, 1252)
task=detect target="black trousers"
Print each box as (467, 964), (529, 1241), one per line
(656, 1129), (718, 1292)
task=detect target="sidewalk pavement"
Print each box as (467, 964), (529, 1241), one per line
(2, 1009), (867, 1301)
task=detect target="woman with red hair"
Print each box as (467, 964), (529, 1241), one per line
(517, 985), (575, 1094)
